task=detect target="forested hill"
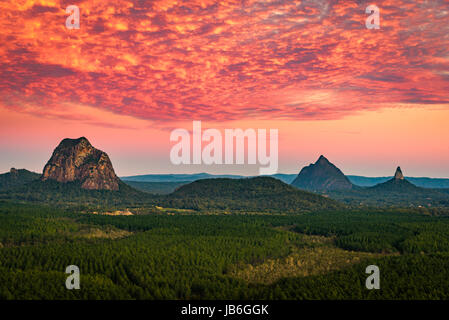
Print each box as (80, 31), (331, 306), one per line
(0, 179), (156, 208)
(0, 175), (342, 213)
(162, 177), (344, 213)
(0, 168), (40, 191)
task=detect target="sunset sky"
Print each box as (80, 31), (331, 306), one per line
(1, 0), (448, 177)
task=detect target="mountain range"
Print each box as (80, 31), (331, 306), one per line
(1, 137), (448, 209)
(296, 159), (449, 207)
(121, 172), (449, 189)
(0, 137), (341, 213)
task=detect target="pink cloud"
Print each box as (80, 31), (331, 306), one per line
(0, 0), (447, 122)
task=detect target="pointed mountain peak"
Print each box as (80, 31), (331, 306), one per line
(370, 166), (419, 191)
(292, 155), (353, 191)
(394, 166), (404, 180)
(316, 155), (330, 164)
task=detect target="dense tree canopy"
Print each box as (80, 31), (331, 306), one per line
(2, 201), (449, 299)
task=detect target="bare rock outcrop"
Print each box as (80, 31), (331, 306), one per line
(41, 137), (120, 190)
(394, 166), (404, 180)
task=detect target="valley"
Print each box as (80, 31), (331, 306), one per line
(1, 138), (449, 300)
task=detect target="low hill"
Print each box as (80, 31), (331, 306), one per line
(163, 176), (344, 213)
(122, 180), (190, 194)
(0, 168), (41, 191)
(0, 179), (155, 208)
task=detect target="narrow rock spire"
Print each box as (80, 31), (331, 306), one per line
(394, 166), (404, 180)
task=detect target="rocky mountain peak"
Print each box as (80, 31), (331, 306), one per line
(41, 137), (120, 190)
(394, 166), (404, 180)
(291, 155), (353, 191)
(59, 136), (90, 147)
(370, 166), (420, 192)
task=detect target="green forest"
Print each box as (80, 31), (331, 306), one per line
(1, 200), (449, 299)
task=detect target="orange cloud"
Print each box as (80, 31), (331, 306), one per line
(0, 0), (447, 122)
(1, 0), (449, 176)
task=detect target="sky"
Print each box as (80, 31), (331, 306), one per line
(0, 0), (448, 177)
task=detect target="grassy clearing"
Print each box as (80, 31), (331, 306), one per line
(229, 234), (387, 284)
(73, 226), (133, 239)
(154, 206), (198, 215)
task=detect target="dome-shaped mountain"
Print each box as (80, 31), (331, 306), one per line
(291, 155), (353, 191)
(165, 176), (343, 213)
(41, 137), (120, 190)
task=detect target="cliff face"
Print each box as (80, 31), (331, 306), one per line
(41, 137), (120, 190)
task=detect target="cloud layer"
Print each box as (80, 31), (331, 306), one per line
(1, 0), (448, 122)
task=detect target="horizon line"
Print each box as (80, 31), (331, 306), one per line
(119, 172), (449, 180)
(3, 168), (449, 180)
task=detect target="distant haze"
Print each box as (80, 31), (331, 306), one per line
(121, 173), (449, 189)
